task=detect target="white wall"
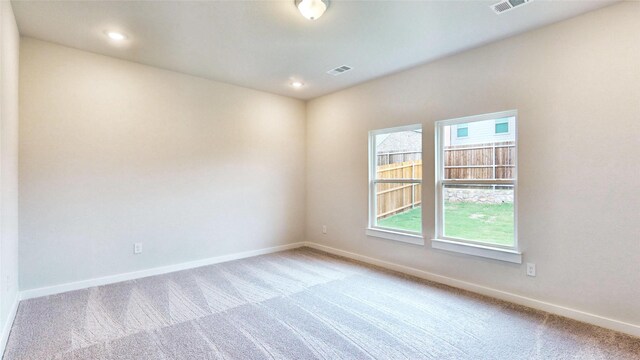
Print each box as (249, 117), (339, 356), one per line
(19, 38), (306, 290)
(0, 0), (20, 345)
(306, 1), (640, 327)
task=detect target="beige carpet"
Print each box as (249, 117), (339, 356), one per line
(4, 247), (639, 359)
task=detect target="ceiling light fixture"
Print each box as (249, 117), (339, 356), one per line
(291, 81), (304, 88)
(106, 31), (126, 41)
(295, 0), (328, 20)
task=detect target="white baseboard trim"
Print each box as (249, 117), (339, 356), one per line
(14, 240), (640, 338)
(304, 241), (640, 338)
(20, 242), (306, 300)
(1, 293), (20, 358)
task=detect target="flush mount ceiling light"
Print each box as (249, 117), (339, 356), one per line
(295, 0), (328, 20)
(290, 81), (304, 88)
(105, 31), (126, 41)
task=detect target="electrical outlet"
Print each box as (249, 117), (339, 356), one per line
(322, 225), (327, 234)
(526, 263), (536, 277)
(134, 242), (143, 254)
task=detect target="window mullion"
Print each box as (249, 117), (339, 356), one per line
(374, 179), (422, 184)
(441, 179), (515, 185)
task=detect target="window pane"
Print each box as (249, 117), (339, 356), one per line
(376, 130), (422, 180)
(376, 182), (422, 232)
(456, 126), (468, 137)
(443, 117), (515, 180)
(495, 122), (509, 134)
(443, 184), (514, 246)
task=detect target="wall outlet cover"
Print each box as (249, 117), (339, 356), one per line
(526, 262), (536, 277)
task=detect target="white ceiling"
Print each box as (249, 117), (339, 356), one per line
(12, 0), (617, 100)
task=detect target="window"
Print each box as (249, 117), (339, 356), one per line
(456, 124), (469, 138)
(434, 111), (520, 263)
(495, 119), (509, 134)
(367, 124), (423, 245)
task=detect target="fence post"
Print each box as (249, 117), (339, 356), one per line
(411, 163), (415, 208)
(492, 143), (496, 187)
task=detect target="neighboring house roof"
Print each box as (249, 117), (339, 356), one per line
(376, 130), (422, 153)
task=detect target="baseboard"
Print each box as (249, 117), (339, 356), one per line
(15, 240), (640, 338)
(0, 293), (20, 358)
(304, 241), (640, 338)
(20, 242), (306, 300)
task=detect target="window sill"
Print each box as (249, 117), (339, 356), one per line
(366, 228), (424, 246)
(431, 238), (522, 264)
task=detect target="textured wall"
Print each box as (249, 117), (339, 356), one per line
(306, 2), (640, 326)
(19, 39), (306, 290)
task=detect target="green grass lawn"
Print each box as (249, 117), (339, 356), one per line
(377, 206), (422, 233)
(443, 201), (514, 246)
(378, 202), (514, 246)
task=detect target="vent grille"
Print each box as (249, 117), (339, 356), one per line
(492, 1), (512, 13)
(327, 65), (352, 76)
(491, 0), (531, 14)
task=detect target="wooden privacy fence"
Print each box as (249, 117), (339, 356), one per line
(445, 141), (515, 180)
(376, 161), (422, 219)
(376, 141), (515, 219)
(377, 151), (421, 166)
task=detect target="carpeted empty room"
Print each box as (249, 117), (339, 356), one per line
(1, 1), (639, 359)
(4, 249), (640, 359)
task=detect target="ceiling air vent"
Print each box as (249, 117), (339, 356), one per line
(491, 0), (532, 14)
(327, 65), (352, 76)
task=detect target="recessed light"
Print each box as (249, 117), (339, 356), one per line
(291, 81), (304, 88)
(106, 31), (126, 41)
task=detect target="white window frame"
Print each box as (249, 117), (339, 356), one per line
(433, 110), (521, 263)
(366, 124), (424, 245)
